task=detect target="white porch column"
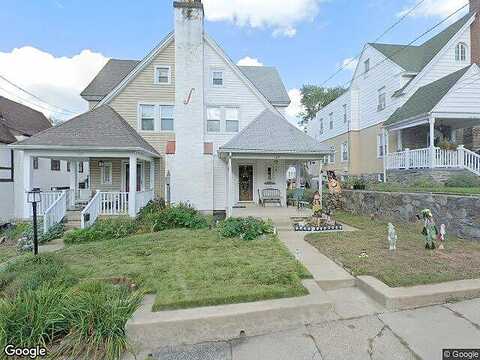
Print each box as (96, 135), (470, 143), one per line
(227, 154), (232, 217)
(429, 117), (436, 168)
(128, 154), (137, 217)
(23, 151), (32, 218)
(150, 159), (155, 192)
(295, 162), (301, 189)
(396, 130), (403, 151)
(383, 129), (389, 182)
(69, 161), (78, 208)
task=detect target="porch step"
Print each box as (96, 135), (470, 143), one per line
(65, 220), (81, 230)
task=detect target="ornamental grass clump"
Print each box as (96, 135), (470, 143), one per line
(64, 217), (138, 245)
(218, 217), (274, 241)
(140, 202), (210, 232)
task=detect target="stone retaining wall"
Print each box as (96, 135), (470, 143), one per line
(386, 169), (472, 185)
(339, 190), (480, 241)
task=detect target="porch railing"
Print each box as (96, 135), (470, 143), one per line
(38, 191), (62, 215)
(135, 189), (154, 214)
(100, 192), (129, 215)
(43, 191), (67, 234)
(387, 146), (480, 176)
(81, 190), (101, 229)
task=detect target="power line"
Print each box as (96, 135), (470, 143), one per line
(320, 0), (428, 87)
(0, 73), (79, 115)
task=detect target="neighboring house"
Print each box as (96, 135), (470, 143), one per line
(11, 0), (330, 222)
(0, 96), (88, 223)
(308, 0), (480, 180)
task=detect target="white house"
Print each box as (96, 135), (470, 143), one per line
(308, 0), (480, 180)
(0, 96), (88, 224)
(10, 0), (330, 227)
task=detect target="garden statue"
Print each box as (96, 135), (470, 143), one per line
(438, 224), (446, 250)
(388, 223), (397, 251)
(312, 191), (322, 226)
(420, 209), (438, 250)
(325, 171), (342, 216)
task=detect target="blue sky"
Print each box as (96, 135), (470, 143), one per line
(0, 0), (467, 122)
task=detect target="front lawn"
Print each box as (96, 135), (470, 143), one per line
(59, 229), (311, 311)
(0, 246), (17, 264)
(306, 211), (480, 287)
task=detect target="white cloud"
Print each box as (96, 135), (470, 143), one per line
(286, 88), (304, 127)
(237, 56), (264, 66)
(203, 0), (325, 37)
(398, 0), (468, 18)
(0, 46), (108, 121)
(340, 57), (359, 72)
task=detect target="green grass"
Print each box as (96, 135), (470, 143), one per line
(369, 183), (480, 196)
(306, 211), (480, 287)
(0, 246), (17, 264)
(58, 229), (311, 311)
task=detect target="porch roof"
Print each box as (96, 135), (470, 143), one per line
(10, 105), (160, 158)
(385, 65), (472, 127)
(218, 110), (330, 157)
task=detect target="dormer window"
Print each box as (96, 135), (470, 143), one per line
(155, 66), (171, 84)
(211, 70), (224, 86)
(455, 42), (468, 62)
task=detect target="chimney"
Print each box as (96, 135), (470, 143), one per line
(471, 0), (480, 64)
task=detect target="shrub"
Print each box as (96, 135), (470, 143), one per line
(136, 198), (166, 221)
(64, 217), (138, 245)
(56, 281), (144, 360)
(445, 174), (480, 188)
(140, 203), (209, 232)
(218, 217), (274, 241)
(17, 221), (66, 252)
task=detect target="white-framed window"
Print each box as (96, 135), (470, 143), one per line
(211, 69), (224, 87)
(51, 159), (60, 171)
(225, 107), (239, 132)
(266, 165), (275, 182)
(378, 87), (386, 111)
(455, 42), (468, 61)
(341, 141), (349, 162)
(364, 59), (370, 76)
(329, 113), (334, 130)
(328, 146), (336, 164)
(343, 104), (347, 123)
(101, 162), (113, 185)
(377, 133), (387, 158)
(319, 118), (324, 135)
(33, 157), (39, 170)
(154, 66), (171, 85)
(138, 104), (175, 132)
(207, 107), (221, 132)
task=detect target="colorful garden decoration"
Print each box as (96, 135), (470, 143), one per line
(388, 223), (397, 251)
(421, 209), (438, 250)
(438, 224), (447, 250)
(312, 191), (322, 226)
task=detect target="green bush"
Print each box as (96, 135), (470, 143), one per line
(136, 198), (166, 221)
(140, 203), (209, 232)
(64, 217), (138, 245)
(218, 217), (274, 241)
(56, 281), (144, 360)
(445, 174), (480, 188)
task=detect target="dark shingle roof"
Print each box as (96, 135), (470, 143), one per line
(80, 59), (140, 101)
(0, 96), (51, 144)
(237, 66), (291, 106)
(219, 110), (330, 154)
(13, 105), (160, 156)
(385, 65), (471, 126)
(370, 13), (472, 73)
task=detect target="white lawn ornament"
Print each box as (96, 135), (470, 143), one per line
(388, 223), (398, 251)
(438, 224), (446, 250)
(295, 248), (302, 261)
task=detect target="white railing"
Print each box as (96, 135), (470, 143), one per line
(100, 192), (129, 215)
(38, 191), (62, 215)
(135, 189), (154, 214)
(463, 147), (480, 175)
(409, 148), (431, 168)
(81, 190), (101, 229)
(43, 191), (67, 234)
(434, 148), (459, 168)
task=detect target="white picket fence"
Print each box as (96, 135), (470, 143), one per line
(387, 146), (480, 176)
(43, 191), (67, 234)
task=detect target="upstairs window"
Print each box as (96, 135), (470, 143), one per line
(160, 105), (175, 131)
(51, 159), (60, 171)
(343, 104), (347, 123)
(329, 113), (334, 130)
(140, 104), (155, 131)
(225, 107), (239, 132)
(155, 66), (171, 84)
(455, 42), (467, 62)
(211, 70), (224, 86)
(378, 87), (386, 111)
(364, 59), (370, 76)
(139, 104), (174, 131)
(207, 107), (221, 132)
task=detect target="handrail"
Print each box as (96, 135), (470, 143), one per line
(43, 191), (67, 234)
(463, 147), (480, 175)
(81, 190), (101, 229)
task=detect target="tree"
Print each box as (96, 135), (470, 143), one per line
(298, 85), (346, 127)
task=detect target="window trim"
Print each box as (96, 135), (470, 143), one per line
(206, 105), (241, 134)
(328, 146), (336, 164)
(154, 66), (172, 85)
(377, 133), (387, 159)
(33, 157), (39, 170)
(329, 113), (334, 130)
(137, 102), (175, 133)
(377, 87), (386, 112)
(341, 141), (349, 162)
(319, 118), (324, 135)
(51, 159), (61, 171)
(225, 107), (240, 133)
(364, 59), (370, 77)
(100, 161), (113, 185)
(343, 104), (348, 123)
(210, 68), (225, 87)
(455, 42), (468, 62)
(79, 162), (84, 173)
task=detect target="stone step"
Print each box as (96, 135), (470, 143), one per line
(65, 220), (81, 230)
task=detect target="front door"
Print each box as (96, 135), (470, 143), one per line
(125, 163), (143, 192)
(239, 165), (253, 201)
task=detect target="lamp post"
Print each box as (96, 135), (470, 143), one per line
(27, 190), (41, 255)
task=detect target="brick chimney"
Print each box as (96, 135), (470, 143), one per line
(471, 0), (480, 64)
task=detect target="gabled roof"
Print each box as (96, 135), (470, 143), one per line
(385, 65), (472, 126)
(0, 96), (51, 144)
(369, 13), (473, 73)
(12, 105), (160, 156)
(237, 66), (291, 106)
(80, 59), (140, 101)
(219, 110), (330, 154)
